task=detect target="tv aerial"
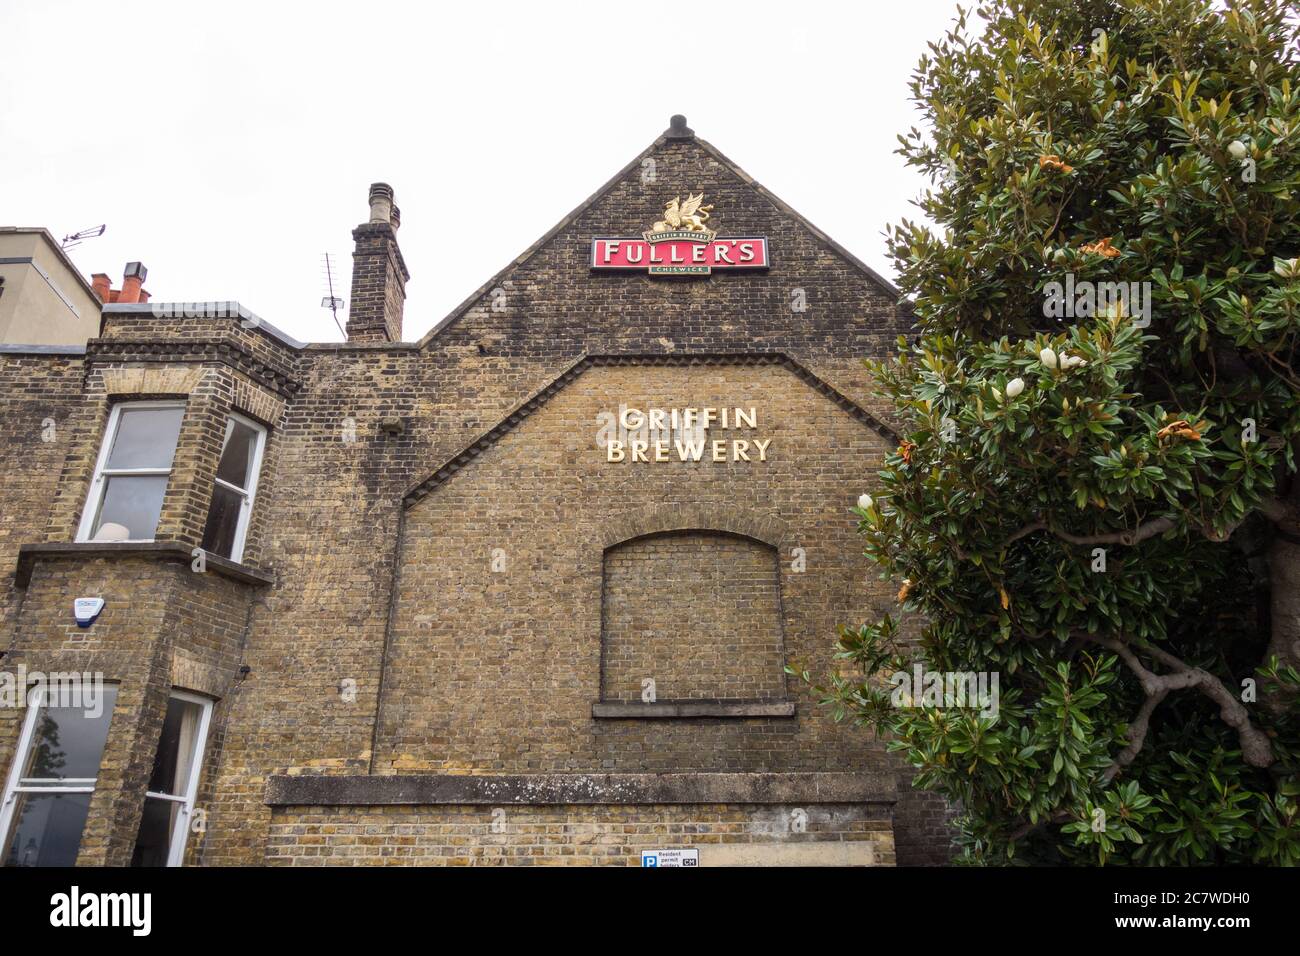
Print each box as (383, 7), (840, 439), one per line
(321, 252), (347, 338)
(61, 224), (106, 251)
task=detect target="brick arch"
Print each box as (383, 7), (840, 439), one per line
(599, 503), (793, 553)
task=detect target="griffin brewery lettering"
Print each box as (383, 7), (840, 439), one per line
(602, 406), (771, 463)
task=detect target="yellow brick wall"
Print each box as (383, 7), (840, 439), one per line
(266, 803), (895, 866)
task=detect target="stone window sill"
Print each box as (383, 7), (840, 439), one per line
(591, 700), (796, 719)
(15, 541), (275, 588)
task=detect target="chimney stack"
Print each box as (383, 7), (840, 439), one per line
(90, 263), (151, 304)
(347, 182), (409, 343)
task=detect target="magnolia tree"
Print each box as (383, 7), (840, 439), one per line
(805, 0), (1300, 863)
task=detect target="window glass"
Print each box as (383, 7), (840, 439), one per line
(129, 798), (180, 868)
(145, 697), (202, 796)
(79, 403), (185, 544)
(215, 419), (260, 489)
(106, 406), (185, 470)
(2, 684), (118, 868)
(200, 414), (265, 563)
(131, 695), (210, 868)
(200, 484), (243, 559)
(20, 690), (119, 780)
(93, 475), (169, 541)
(3, 793), (93, 867)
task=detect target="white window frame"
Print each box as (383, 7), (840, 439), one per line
(205, 412), (267, 564)
(75, 400), (187, 544)
(0, 684), (116, 865)
(138, 690), (213, 868)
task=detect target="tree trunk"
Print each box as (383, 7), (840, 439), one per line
(1263, 473), (1300, 716)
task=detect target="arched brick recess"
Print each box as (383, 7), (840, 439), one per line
(598, 502), (796, 707)
(600, 529), (789, 704)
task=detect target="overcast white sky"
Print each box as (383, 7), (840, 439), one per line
(1, 0), (963, 342)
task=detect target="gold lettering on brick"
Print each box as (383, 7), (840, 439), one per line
(601, 406), (769, 463)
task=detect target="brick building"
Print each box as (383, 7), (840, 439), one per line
(0, 116), (952, 866)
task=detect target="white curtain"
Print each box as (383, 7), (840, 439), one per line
(171, 700), (201, 795)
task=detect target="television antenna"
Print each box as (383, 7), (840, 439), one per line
(320, 252), (347, 338)
(61, 224), (106, 251)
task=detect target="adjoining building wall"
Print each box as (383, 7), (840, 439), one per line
(0, 229), (101, 346)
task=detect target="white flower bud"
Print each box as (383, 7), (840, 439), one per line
(1061, 354), (1087, 369)
(1039, 347), (1058, 369)
(1006, 377), (1025, 398)
(857, 494), (874, 511)
(1228, 140), (1248, 160)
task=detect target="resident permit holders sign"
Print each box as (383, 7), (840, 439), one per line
(642, 848), (699, 867)
(592, 193), (769, 275)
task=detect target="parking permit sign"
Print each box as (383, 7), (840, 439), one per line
(641, 848), (699, 867)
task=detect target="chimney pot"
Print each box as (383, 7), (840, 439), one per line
(368, 182), (395, 224)
(91, 274), (111, 303)
(667, 114), (694, 139)
(117, 261), (147, 304)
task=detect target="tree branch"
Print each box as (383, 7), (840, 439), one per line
(1085, 635), (1275, 769)
(1007, 808), (1073, 844)
(1102, 688), (1169, 784)
(1258, 496), (1295, 526)
(1005, 519), (1046, 545)
(1002, 497), (1298, 554)
(1052, 516), (1178, 547)
(1001, 513), (1179, 550)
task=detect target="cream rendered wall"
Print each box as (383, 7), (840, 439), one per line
(0, 229), (101, 346)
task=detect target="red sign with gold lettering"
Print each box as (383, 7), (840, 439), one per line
(591, 193), (769, 275)
(591, 235), (769, 275)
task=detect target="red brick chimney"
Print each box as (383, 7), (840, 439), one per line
(346, 183), (409, 343)
(118, 261), (147, 303)
(91, 262), (151, 304)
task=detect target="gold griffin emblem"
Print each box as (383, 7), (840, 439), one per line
(647, 193), (716, 240)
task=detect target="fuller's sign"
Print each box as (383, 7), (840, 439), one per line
(591, 193), (769, 275)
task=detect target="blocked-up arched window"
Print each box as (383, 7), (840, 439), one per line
(600, 530), (788, 704)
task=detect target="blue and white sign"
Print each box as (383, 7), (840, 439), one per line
(641, 848), (698, 867)
(73, 597), (105, 628)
